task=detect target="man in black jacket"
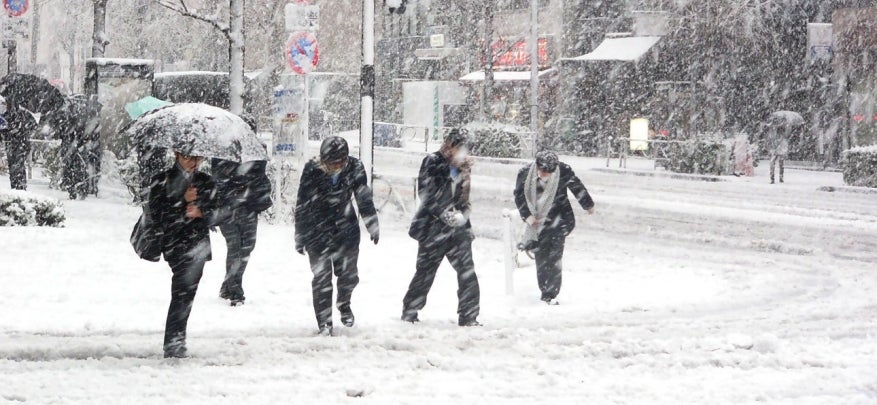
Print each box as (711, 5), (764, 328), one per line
(147, 150), (217, 358)
(514, 151), (594, 305)
(403, 129), (481, 326)
(0, 98), (36, 190)
(212, 158), (273, 306)
(295, 136), (379, 336)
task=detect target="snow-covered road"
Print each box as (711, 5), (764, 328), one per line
(1, 154), (875, 404)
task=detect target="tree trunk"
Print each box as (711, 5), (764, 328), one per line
(91, 0), (109, 58)
(229, 0), (245, 114)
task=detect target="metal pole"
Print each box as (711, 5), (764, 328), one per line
(7, 41), (17, 73)
(502, 209), (515, 295)
(528, 0), (539, 157)
(360, 0), (375, 184)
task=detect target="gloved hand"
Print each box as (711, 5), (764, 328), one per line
(440, 210), (467, 228)
(370, 230), (380, 245)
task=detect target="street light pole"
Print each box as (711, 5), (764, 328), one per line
(361, 0), (375, 184)
(528, 0), (539, 157)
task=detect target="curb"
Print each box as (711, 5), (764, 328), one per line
(590, 168), (726, 182)
(817, 185), (877, 195)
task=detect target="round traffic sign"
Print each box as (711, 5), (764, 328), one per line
(285, 32), (319, 75)
(4, 0), (28, 17)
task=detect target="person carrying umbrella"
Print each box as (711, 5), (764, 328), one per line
(147, 148), (218, 358)
(513, 151), (595, 305)
(0, 96), (37, 190)
(295, 136), (380, 336)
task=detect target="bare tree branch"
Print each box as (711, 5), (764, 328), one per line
(156, 0), (231, 41)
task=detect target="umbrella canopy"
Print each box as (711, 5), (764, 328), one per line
(769, 110), (804, 127)
(125, 96), (173, 119)
(125, 103), (268, 162)
(0, 73), (65, 114)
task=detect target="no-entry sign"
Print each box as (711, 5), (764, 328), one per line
(285, 31), (319, 75)
(3, 0), (28, 17)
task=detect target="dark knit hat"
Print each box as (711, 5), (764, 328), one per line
(535, 151), (559, 173)
(320, 136), (349, 163)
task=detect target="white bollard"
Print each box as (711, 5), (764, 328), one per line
(502, 209), (515, 295)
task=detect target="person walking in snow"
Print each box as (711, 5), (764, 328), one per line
(402, 129), (481, 327)
(147, 149), (218, 358)
(513, 151), (595, 305)
(0, 97), (36, 190)
(212, 158), (272, 306)
(766, 126), (789, 184)
(295, 136), (379, 336)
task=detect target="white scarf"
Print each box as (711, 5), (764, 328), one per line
(522, 162), (559, 243)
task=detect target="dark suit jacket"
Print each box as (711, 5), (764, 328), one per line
(513, 162), (594, 238)
(147, 165), (218, 263)
(408, 152), (472, 245)
(294, 157), (378, 252)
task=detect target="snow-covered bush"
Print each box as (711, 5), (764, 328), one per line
(0, 191), (65, 227)
(842, 145), (877, 188)
(39, 141), (63, 189)
(667, 140), (729, 175)
(463, 122), (525, 158)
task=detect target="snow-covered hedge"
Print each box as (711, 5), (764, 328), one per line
(842, 145), (877, 188)
(667, 140), (729, 176)
(0, 191), (66, 227)
(463, 122), (525, 158)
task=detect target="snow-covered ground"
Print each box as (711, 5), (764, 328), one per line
(1, 150), (876, 404)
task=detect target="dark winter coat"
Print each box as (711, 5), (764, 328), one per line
(211, 158), (273, 224)
(147, 164), (219, 263)
(513, 162), (594, 238)
(0, 107), (36, 156)
(294, 156), (378, 253)
(408, 152), (472, 245)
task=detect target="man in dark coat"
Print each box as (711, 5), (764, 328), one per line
(147, 150), (218, 358)
(212, 158), (273, 306)
(0, 98), (36, 190)
(295, 136), (379, 336)
(514, 151), (595, 305)
(402, 129), (481, 327)
(48, 96), (89, 199)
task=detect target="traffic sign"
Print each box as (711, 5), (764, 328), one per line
(285, 32), (319, 75)
(285, 3), (319, 32)
(3, 0), (28, 17)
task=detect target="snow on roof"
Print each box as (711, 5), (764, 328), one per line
(87, 58), (155, 66)
(154, 71), (228, 78)
(460, 68), (556, 82)
(848, 144), (877, 154)
(566, 36), (661, 62)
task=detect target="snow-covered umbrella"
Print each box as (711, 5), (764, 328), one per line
(0, 73), (65, 114)
(769, 110), (804, 126)
(125, 103), (268, 162)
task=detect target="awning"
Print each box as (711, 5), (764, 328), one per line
(460, 68), (556, 82)
(562, 36), (661, 62)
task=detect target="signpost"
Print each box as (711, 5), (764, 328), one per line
(275, 1), (319, 222)
(3, 0), (28, 17)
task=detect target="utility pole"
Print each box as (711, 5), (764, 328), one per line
(361, 0), (375, 184)
(480, 0), (494, 121)
(30, 0), (39, 71)
(91, 0), (109, 58)
(529, 0), (539, 157)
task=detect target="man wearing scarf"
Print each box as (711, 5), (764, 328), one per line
(295, 136), (380, 336)
(403, 129), (481, 327)
(514, 151), (595, 305)
(147, 149), (218, 358)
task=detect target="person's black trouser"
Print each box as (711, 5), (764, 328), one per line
(403, 231), (480, 323)
(6, 142), (28, 190)
(164, 253), (206, 352)
(534, 232), (565, 301)
(308, 243), (360, 328)
(219, 211), (258, 299)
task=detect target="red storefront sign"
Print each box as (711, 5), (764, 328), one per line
(489, 38), (551, 68)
